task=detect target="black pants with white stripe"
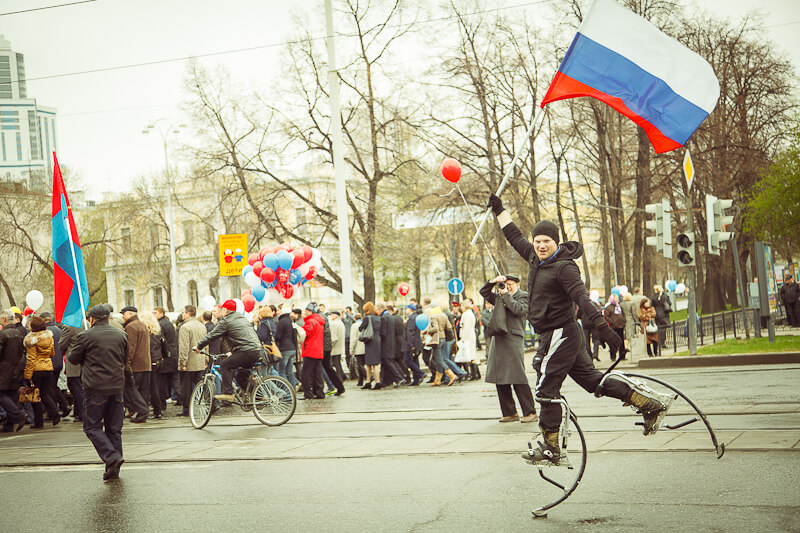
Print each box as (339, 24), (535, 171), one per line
(533, 322), (629, 432)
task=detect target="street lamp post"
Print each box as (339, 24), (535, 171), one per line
(142, 120), (186, 311)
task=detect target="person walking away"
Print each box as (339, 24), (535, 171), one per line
(486, 194), (668, 465)
(139, 312), (167, 419)
(200, 310), (221, 354)
(620, 293), (636, 354)
(348, 314), (367, 386)
(651, 285), (672, 354)
(274, 307), (298, 388)
(298, 303), (325, 399)
(120, 307), (150, 423)
(193, 300), (263, 402)
(178, 305), (208, 415)
(153, 307), (180, 406)
(23, 316), (61, 428)
(638, 298), (659, 357)
(779, 275), (800, 327)
(403, 305), (426, 386)
(359, 302), (383, 390)
(342, 307), (355, 380)
(378, 303), (403, 387)
(479, 276), (537, 423)
(454, 299), (480, 380)
(603, 295), (627, 361)
(0, 309), (27, 432)
(69, 305), (128, 481)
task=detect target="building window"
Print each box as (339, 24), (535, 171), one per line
(121, 227), (132, 253)
(124, 289), (135, 308)
(209, 277), (219, 302)
(27, 110), (40, 160)
(149, 225), (160, 247)
(15, 131), (21, 160)
(1, 131), (5, 161)
(295, 207), (307, 234)
(0, 56), (11, 99)
(16, 53), (26, 98)
(153, 287), (164, 309)
(188, 280), (198, 308)
(183, 221), (194, 246)
(205, 225), (216, 245)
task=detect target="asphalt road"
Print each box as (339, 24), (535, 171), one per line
(0, 364), (797, 532)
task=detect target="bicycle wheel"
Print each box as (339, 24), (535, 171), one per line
(625, 373), (725, 458)
(252, 375), (296, 426)
(530, 412), (588, 517)
(189, 378), (214, 429)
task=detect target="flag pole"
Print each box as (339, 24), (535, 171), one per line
(470, 105), (546, 246)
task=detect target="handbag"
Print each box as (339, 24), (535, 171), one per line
(19, 386), (41, 403)
(645, 322), (658, 333)
(485, 298), (509, 337)
(358, 317), (374, 342)
(263, 341), (282, 364)
(444, 325), (455, 342)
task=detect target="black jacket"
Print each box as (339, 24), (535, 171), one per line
(149, 333), (168, 368)
(780, 282), (800, 304)
(197, 312), (262, 355)
(68, 319), (128, 396)
(0, 325), (25, 390)
(379, 312), (394, 359)
(256, 319), (274, 345)
(45, 320), (64, 373)
(323, 314), (332, 352)
(203, 321), (221, 355)
(275, 313), (298, 353)
(392, 313), (406, 354)
(405, 310), (423, 352)
(503, 222), (605, 333)
(158, 316), (179, 373)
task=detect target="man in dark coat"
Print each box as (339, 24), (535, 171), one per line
(154, 307), (180, 404)
(389, 305), (409, 384)
(403, 305), (426, 386)
(69, 305), (128, 481)
(0, 309), (27, 432)
(779, 275), (800, 327)
(60, 323), (87, 423)
(480, 275), (536, 423)
(378, 303), (403, 387)
(121, 307), (150, 423)
(488, 194), (669, 465)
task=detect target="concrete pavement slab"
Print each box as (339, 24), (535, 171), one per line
(726, 430), (800, 449)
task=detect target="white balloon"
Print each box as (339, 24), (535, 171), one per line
(26, 290), (44, 311)
(244, 272), (260, 287)
(676, 283), (686, 294)
(589, 289), (600, 302)
(200, 295), (216, 310)
(619, 285), (629, 296)
(234, 298), (245, 314)
(268, 288), (281, 303)
(309, 248), (322, 268)
(299, 263), (311, 277)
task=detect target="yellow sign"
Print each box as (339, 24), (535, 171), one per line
(218, 233), (248, 277)
(683, 150), (695, 191)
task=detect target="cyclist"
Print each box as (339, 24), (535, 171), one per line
(193, 300), (263, 402)
(487, 194), (667, 465)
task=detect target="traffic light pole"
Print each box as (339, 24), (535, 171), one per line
(686, 198), (698, 355)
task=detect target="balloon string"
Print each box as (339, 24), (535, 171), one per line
(455, 183), (502, 276)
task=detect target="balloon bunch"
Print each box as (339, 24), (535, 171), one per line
(240, 243), (322, 310)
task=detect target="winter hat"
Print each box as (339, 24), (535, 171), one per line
(532, 220), (560, 243)
(221, 300), (237, 312)
(120, 306), (138, 314)
(86, 305), (110, 319)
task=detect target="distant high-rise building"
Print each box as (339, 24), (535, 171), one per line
(0, 35), (57, 189)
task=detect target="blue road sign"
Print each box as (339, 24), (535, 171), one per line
(447, 277), (464, 296)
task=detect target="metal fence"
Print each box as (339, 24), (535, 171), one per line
(660, 304), (790, 354)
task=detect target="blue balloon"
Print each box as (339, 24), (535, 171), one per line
(263, 253), (279, 271)
(251, 284), (266, 301)
(242, 265), (253, 277)
(267, 279), (276, 288)
(277, 250), (293, 270)
(611, 287), (621, 297)
(289, 268), (302, 285)
(415, 314), (430, 330)
(666, 280), (677, 292)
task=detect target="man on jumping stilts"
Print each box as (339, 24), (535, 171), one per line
(487, 194), (668, 465)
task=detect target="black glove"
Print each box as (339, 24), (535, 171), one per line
(597, 324), (622, 354)
(487, 193), (505, 215)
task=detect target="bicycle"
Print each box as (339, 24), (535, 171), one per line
(188, 351), (296, 429)
(528, 359), (725, 518)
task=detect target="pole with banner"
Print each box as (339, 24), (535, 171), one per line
(683, 151), (698, 356)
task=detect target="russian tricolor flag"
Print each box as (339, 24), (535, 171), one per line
(541, 0), (719, 153)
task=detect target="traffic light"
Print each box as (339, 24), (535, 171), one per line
(676, 232), (696, 267)
(645, 199), (672, 258)
(705, 194), (734, 255)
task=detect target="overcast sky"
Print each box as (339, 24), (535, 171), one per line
(2, 0), (798, 198)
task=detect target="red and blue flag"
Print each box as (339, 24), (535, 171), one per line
(52, 153), (89, 327)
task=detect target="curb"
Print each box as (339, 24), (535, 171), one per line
(637, 352), (800, 369)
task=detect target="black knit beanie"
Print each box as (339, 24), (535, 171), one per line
(531, 220), (560, 243)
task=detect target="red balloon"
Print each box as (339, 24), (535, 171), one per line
(282, 284), (294, 299)
(397, 282), (410, 296)
(278, 270), (290, 284)
(23, 306), (34, 316)
(252, 261), (264, 276)
(241, 289), (251, 299)
(301, 245), (313, 263)
(306, 266), (318, 280)
(440, 158), (462, 183)
(291, 249), (304, 269)
(248, 253), (259, 266)
(260, 267), (275, 283)
(241, 294), (256, 313)
(258, 247), (273, 260)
